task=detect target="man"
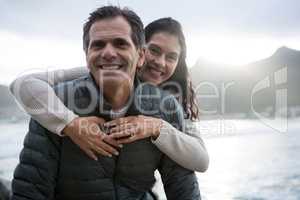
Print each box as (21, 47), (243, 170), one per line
(11, 6), (200, 200)
(0, 178), (10, 200)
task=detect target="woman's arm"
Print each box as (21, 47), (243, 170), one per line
(9, 67), (121, 159)
(9, 67), (88, 134)
(152, 119), (209, 172)
(106, 116), (209, 172)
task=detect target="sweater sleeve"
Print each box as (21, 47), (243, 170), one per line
(9, 67), (88, 135)
(152, 119), (209, 172)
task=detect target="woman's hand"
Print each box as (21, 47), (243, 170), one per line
(62, 116), (122, 160)
(104, 115), (163, 144)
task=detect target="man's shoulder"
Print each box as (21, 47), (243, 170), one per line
(54, 75), (92, 94)
(53, 75), (97, 104)
(24, 118), (61, 155)
(134, 82), (183, 121)
(135, 82), (176, 101)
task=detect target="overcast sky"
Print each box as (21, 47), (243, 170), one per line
(1, 0), (300, 84)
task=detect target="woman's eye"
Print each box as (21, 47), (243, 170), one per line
(149, 47), (160, 56)
(166, 54), (178, 62)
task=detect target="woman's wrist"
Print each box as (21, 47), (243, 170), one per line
(62, 118), (77, 137)
(61, 116), (83, 137)
(56, 112), (79, 136)
(151, 118), (163, 140)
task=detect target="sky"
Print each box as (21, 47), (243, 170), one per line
(1, 0), (300, 84)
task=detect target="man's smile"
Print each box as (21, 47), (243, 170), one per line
(99, 64), (122, 70)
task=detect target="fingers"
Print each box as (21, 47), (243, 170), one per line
(83, 135), (121, 158)
(116, 135), (137, 144)
(88, 123), (103, 136)
(104, 116), (135, 127)
(84, 139), (112, 159)
(104, 119), (120, 127)
(103, 136), (123, 148)
(65, 116), (124, 160)
(109, 126), (140, 144)
(90, 116), (106, 125)
(64, 115), (157, 160)
(108, 122), (138, 141)
(91, 136), (119, 156)
(109, 123), (136, 134)
(109, 130), (133, 140)
(84, 148), (98, 161)
(91, 144), (114, 157)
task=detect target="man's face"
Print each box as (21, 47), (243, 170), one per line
(86, 16), (144, 88)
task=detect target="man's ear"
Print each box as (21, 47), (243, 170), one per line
(85, 49), (90, 69)
(137, 47), (146, 69)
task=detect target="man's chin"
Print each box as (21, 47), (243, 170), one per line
(97, 70), (131, 79)
(102, 76), (132, 89)
(90, 69), (135, 92)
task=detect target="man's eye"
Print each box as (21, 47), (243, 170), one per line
(114, 39), (129, 48)
(90, 41), (105, 49)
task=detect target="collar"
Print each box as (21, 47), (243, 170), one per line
(88, 73), (141, 120)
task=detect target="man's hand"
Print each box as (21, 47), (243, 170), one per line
(104, 115), (163, 144)
(62, 116), (122, 160)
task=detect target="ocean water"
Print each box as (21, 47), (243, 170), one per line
(0, 119), (299, 200)
(197, 119), (300, 200)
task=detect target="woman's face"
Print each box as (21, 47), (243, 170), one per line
(139, 32), (181, 85)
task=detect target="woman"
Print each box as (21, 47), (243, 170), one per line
(10, 17), (209, 172)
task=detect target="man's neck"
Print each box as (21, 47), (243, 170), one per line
(89, 72), (135, 110)
(102, 80), (133, 110)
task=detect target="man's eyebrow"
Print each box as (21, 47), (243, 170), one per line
(115, 36), (128, 40)
(90, 40), (104, 46)
(114, 37), (130, 43)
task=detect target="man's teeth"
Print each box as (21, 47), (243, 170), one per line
(101, 65), (120, 70)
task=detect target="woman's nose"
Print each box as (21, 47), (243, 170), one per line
(154, 54), (166, 68)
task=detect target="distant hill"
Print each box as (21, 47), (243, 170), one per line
(0, 85), (15, 107)
(190, 46), (300, 118)
(0, 85), (27, 121)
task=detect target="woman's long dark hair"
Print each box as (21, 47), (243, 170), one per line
(145, 17), (199, 120)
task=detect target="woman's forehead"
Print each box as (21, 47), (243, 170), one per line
(147, 32), (181, 54)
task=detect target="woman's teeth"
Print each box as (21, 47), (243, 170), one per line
(150, 68), (162, 76)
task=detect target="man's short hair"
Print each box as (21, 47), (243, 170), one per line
(83, 6), (145, 52)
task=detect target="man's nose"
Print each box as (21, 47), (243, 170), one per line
(101, 44), (117, 61)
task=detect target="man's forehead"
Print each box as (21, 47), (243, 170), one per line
(89, 16), (132, 40)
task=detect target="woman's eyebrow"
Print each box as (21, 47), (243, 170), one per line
(148, 43), (160, 48)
